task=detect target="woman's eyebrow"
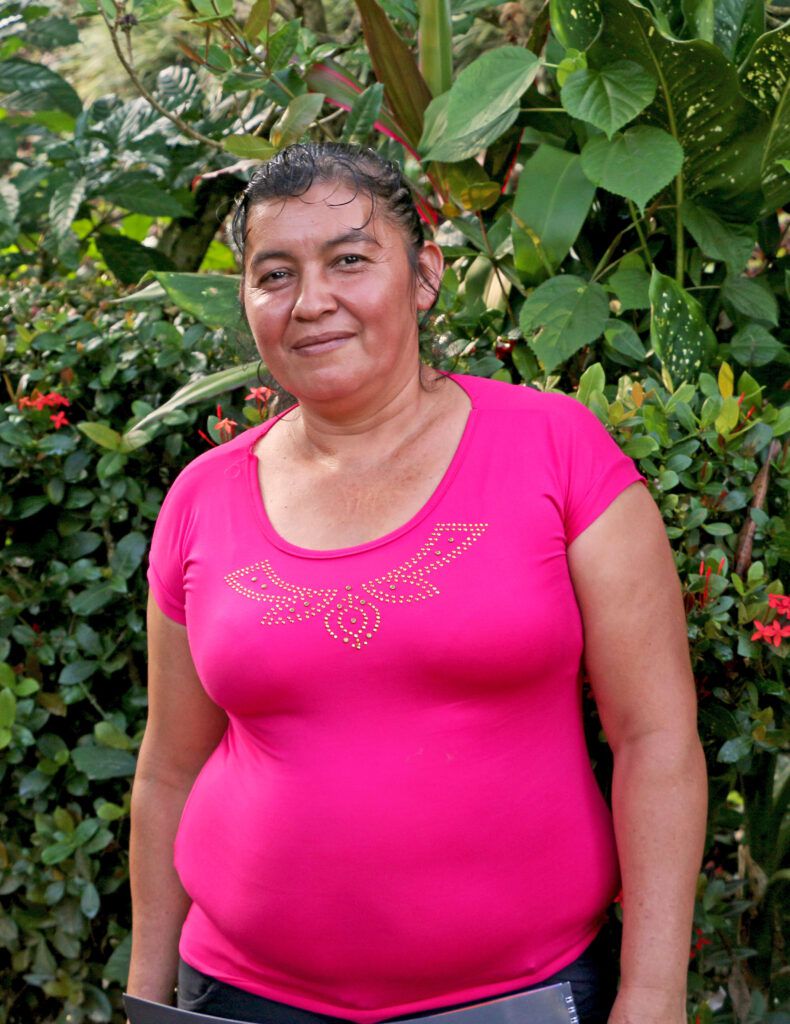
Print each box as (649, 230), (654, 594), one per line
(249, 229), (381, 270)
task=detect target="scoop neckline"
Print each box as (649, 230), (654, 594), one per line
(245, 372), (478, 560)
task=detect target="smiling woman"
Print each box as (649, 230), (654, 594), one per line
(129, 143), (706, 1024)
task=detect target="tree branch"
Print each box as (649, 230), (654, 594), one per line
(101, 3), (224, 152)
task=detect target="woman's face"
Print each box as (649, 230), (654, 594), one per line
(240, 181), (442, 407)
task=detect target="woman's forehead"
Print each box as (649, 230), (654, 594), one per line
(246, 181), (379, 236)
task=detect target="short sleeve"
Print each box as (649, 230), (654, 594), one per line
(549, 394), (646, 545)
(147, 480), (189, 625)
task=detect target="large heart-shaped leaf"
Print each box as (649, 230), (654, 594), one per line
(561, 60), (656, 138)
(591, 0), (769, 219)
(581, 126), (683, 211)
(512, 145), (597, 280)
(519, 275), (610, 372)
(739, 25), (790, 209)
(680, 200), (755, 274)
(649, 269), (715, 384)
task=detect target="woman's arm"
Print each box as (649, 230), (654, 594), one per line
(567, 482), (707, 1024)
(127, 593), (228, 1004)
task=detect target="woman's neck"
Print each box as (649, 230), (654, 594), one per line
(287, 366), (450, 467)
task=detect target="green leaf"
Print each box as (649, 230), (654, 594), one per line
(71, 746), (136, 781)
(0, 688), (16, 729)
(144, 272), (243, 330)
(581, 126), (683, 212)
(512, 145), (596, 281)
(682, 0), (713, 42)
(718, 735), (752, 763)
(103, 932), (132, 986)
(77, 422), (122, 451)
(721, 276), (779, 326)
(122, 361), (260, 449)
(80, 882), (100, 920)
(94, 721), (135, 750)
(341, 82), (384, 144)
(713, 0), (763, 63)
(649, 269), (715, 384)
(603, 318), (648, 364)
(354, 0), (433, 149)
(49, 178), (86, 240)
(418, 0), (453, 97)
(519, 275), (610, 373)
(71, 583), (116, 616)
(607, 265), (651, 310)
(445, 47), (540, 141)
(58, 660), (99, 685)
(223, 134), (277, 159)
(95, 234), (174, 286)
(739, 26), (790, 208)
(680, 201), (755, 273)
(729, 324), (784, 367)
(244, 0), (270, 39)
(271, 93), (325, 149)
(0, 180), (20, 229)
(576, 362), (606, 406)
(622, 435), (660, 457)
(421, 92), (518, 162)
(550, 0), (601, 49)
(771, 405), (790, 437)
(0, 57), (81, 116)
(110, 532), (147, 579)
(561, 60), (656, 138)
(591, 0), (769, 219)
(266, 19), (300, 71)
(100, 175), (190, 218)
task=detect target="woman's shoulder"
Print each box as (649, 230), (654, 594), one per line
(160, 420), (265, 505)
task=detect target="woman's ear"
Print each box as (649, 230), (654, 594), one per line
(415, 240), (444, 311)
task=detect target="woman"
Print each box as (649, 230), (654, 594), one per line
(129, 143), (707, 1024)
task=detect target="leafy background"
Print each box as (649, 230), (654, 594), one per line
(0, 0), (788, 1020)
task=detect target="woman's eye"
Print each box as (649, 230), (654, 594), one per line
(259, 269), (289, 285)
(337, 254), (365, 267)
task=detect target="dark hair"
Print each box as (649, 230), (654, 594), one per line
(230, 142), (433, 294)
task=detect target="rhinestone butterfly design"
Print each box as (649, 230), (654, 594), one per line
(224, 523), (488, 651)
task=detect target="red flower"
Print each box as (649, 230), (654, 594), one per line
(49, 411), (69, 429)
(768, 593), (790, 616)
(215, 417), (238, 440)
(245, 386), (274, 405)
(752, 619), (790, 646)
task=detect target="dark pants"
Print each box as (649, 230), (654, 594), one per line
(177, 927), (618, 1024)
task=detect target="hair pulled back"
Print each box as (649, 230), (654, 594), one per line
(230, 142), (426, 276)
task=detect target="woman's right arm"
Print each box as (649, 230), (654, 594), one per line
(127, 592), (228, 1005)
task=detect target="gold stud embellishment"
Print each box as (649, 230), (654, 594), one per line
(223, 523), (488, 651)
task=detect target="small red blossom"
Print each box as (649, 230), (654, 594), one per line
(18, 389), (71, 412)
(768, 593), (790, 616)
(245, 386), (274, 405)
(751, 619), (790, 646)
(198, 429), (217, 448)
(49, 411), (70, 429)
(689, 928), (711, 960)
(215, 417), (238, 440)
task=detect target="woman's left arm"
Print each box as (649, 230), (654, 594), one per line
(567, 481), (707, 1024)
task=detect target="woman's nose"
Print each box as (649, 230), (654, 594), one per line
(292, 268), (337, 320)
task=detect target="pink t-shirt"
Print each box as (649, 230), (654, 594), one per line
(147, 373), (644, 1022)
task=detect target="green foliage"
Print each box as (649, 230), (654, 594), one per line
(1, 0), (788, 1019)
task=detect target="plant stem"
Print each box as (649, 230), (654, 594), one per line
(675, 177), (685, 284)
(102, 4), (224, 151)
(627, 199), (652, 271)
